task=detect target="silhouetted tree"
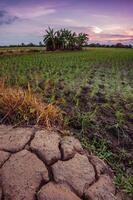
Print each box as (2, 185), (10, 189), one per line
(43, 27), (89, 51)
(39, 41), (43, 46)
(116, 43), (124, 48)
(43, 27), (56, 50)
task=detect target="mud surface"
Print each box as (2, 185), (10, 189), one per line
(0, 125), (124, 200)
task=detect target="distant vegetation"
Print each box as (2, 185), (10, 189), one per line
(0, 42), (132, 49)
(88, 42), (132, 48)
(0, 42), (44, 48)
(43, 27), (88, 51)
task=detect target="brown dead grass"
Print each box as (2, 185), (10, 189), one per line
(0, 80), (63, 128)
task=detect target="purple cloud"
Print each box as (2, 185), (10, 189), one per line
(0, 10), (19, 25)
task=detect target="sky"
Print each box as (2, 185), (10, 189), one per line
(0, 0), (133, 45)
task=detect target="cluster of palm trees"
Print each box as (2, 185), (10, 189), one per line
(43, 27), (88, 51)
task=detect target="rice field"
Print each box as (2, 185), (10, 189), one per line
(0, 47), (133, 195)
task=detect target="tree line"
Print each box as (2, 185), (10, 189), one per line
(43, 27), (88, 51)
(87, 43), (132, 48)
(0, 42), (132, 49)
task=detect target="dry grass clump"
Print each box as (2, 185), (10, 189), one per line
(0, 81), (63, 128)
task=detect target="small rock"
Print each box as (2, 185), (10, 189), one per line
(30, 130), (61, 165)
(52, 153), (95, 197)
(60, 136), (83, 160)
(0, 127), (34, 152)
(0, 151), (10, 167)
(37, 182), (81, 200)
(0, 150), (49, 200)
(85, 175), (116, 200)
(89, 155), (113, 177)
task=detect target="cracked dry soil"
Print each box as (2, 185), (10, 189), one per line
(0, 125), (125, 200)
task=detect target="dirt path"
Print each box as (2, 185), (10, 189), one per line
(0, 125), (127, 200)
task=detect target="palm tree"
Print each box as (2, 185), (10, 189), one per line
(55, 30), (62, 49)
(69, 32), (77, 50)
(76, 33), (88, 49)
(43, 27), (56, 51)
(43, 27), (89, 51)
(56, 29), (66, 50)
(62, 29), (72, 49)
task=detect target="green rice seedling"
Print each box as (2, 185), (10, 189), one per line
(115, 110), (125, 127)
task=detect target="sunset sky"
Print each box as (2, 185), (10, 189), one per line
(0, 0), (133, 45)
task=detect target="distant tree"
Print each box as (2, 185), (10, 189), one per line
(27, 43), (34, 47)
(21, 43), (25, 47)
(116, 43), (124, 48)
(43, 27), (89, 51)
(76, 33), (88, 50)
(128, 44), (132, 48)
(43, 27), (56, 50)
(39, 41), (43, 47)
(87, 43), (132, 48)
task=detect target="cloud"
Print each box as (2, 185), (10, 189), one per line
(103, 25), (123, 33)
(88, 26), (103, 34)
(86, 25), (133, 44)
(91, 14), (110, 19)
(57, 18), (81, 27)
(0, 4), (56, 26)
(62, 18), (76, 23)
(125, 28), (133, 36)
(90, 33), (133, 44)
(0, 10), (7, 17)
(7, 6), (56, 19)
(0, 9), (19, 25)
